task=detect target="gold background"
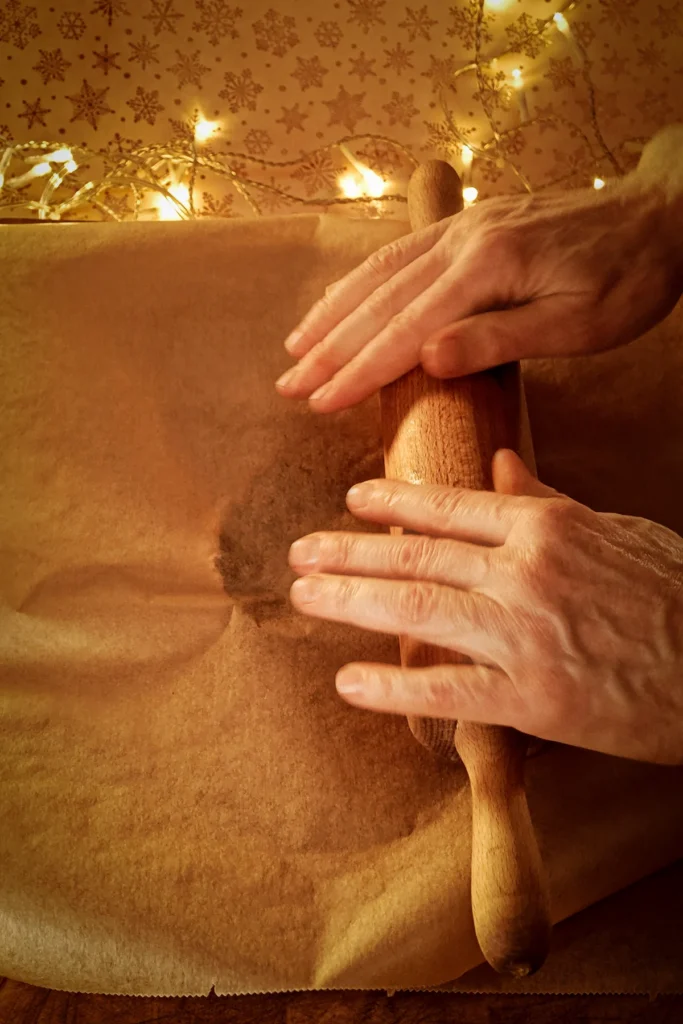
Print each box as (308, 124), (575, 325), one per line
(0, 0), (682, 215)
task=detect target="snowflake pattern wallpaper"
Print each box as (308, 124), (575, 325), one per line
(0, 0), (681, 218)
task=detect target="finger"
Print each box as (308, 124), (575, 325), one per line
(276, 248), (447, 399)
(283, 220), (450, 358)
(304, 271), (472, 412)
(288, 531), (490, 589)
(345, 479), (532, 545)
(289, 573), (507, 663)
(492, 449), (562, 499)
(420, 296), (585, 378)
(335, 662), (524, 727)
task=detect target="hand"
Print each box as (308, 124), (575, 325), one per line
(288, 451), (683, 765)
(276, 148), (683, 414)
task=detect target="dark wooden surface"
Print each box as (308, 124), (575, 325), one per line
(1, 980), (682, 1024)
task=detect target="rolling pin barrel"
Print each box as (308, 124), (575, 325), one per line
(380, 160), (551, 977)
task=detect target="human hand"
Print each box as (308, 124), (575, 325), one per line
(288, 450), (683, 765)
(276, 133), (683, 414)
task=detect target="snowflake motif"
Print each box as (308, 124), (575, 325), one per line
(571, 21), (595, 50)
(594, 91), (624, 120)
(127, 85), (164, 125)
(200, 191), (234, 218)
(422, 118), (459, 156)
(547, 57), (576, 90)
(0, 124), (13, 142)
(601, 49), (628, 79)
(168, 116), (194, 144)
(219, 68), (263, 112)
(346, 0), (385, 33)
(472, 68), (508, 112)
(193, 1), (241, 46)
(67, 78), (114, 130)
(349, 51), (376, 81)
(100, 189), (132, 219)
(478, 159), (504, 184)
(0, 0), (41, 49)
(598, 0), (638, 33)
(636, 88), (673, 124)
(382, 91), (418, 128)
(276, 102), (308, 133)
(547, 145), (591, 186)
(91, 0), (129, 27)
(315, 20), (342, 48)
(33, 47), (71, 85)
(243, 128), (271, 156)
(447, 1), (493, 50)
(636, 44), (665, 71)
(18, 97), (50, 130)
(58, 11), (86, 40)
(252, 8), (298, 57)
(105, 132), (144, 154)
(384, 42), (413, 75)
(144, 0), (183, 36)
(168, 49), (210, 87)
(504, 12), (547, 59)
(291, 54), (328, 90)
(421, 54), (457, 93)
(323, 84), (369, 132)
(129, 35), (159, 70)
(93, 43), (121, 75)
(356, 140), (404, 177)
(653, 3), (681, 37)
(399, 5), (437, 41)
(292, 150), (337, 196)
(534, 102), (559, 133)
(500, 129), (526, 157)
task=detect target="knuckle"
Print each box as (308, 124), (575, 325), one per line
(395, 581), (439, 625)
(308, 344), (343, 380)
(365, 239), (403, 277)
(425, 486), (466, 522)
(389, 536), (436, 577)
(422, 677), (458, 716)
(388, 306), (422, 347)
(332, 532), (357, 567)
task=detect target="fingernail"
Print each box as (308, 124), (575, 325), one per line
(346, 482), (375, 508)
(309, 382), (332, 403)
(291, 575), (324, 603)
(289, 536), (320, 568)
(276, 367), (298, 390)
(336, 668), (368, 696)
(285, 330), (303, 354)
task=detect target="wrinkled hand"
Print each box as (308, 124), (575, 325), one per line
(288, 450), (683, 765)
(276, 172), (682, 414)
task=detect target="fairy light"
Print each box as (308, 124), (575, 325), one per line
(463, 185), (479, 206)
(64, 159), (78, 174)
(339, 173), (363, 199)
(485, 0), (510, 8)
(553, 9), (582, 62)
(156, 181), (191, 220)
(194, 118), (220, 144)
(510, 67), (530, 124)
(593, 177), (605, 189)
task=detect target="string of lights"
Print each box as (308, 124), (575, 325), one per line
(0, 0), (634, 222)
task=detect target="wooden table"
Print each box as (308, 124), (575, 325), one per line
(2, 980), (682, 1023)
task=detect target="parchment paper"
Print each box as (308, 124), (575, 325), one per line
(0, 217), (682, 996)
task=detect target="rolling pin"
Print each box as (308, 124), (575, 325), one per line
(380, 160), (551, 977)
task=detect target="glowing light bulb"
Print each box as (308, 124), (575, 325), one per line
(157, 181), (191, 220)
(64, 160), (78, 174)
(461, 145), (473, 169)
(553, 12), (570, 33)
(194, 118), (220, 143)
(485, 0), (510, 8)
(511, 68), (529, 122)
(593, 177), (606, 190)
(47, 148), (74, 164)
(511, 68), (523, 88)
(359, 165), (386, 198)
(463, 186), (479, 205)
(339, 173), (363, 199)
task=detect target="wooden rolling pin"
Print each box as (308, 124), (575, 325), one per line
(380, 160), (551, 977)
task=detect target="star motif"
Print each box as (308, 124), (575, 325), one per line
(18, 97), (51, 130)
(323, 85), (369, 132)
(66, 78), (115, 130)
(348, 51), (376, 81)
(276, 103), (308, 133)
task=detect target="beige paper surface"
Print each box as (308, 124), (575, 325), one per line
(0, 217), (682, 997)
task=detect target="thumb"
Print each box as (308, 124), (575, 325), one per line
(492, 448), (562, 499)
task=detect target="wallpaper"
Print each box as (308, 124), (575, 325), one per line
(0, 0), (681, 217)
